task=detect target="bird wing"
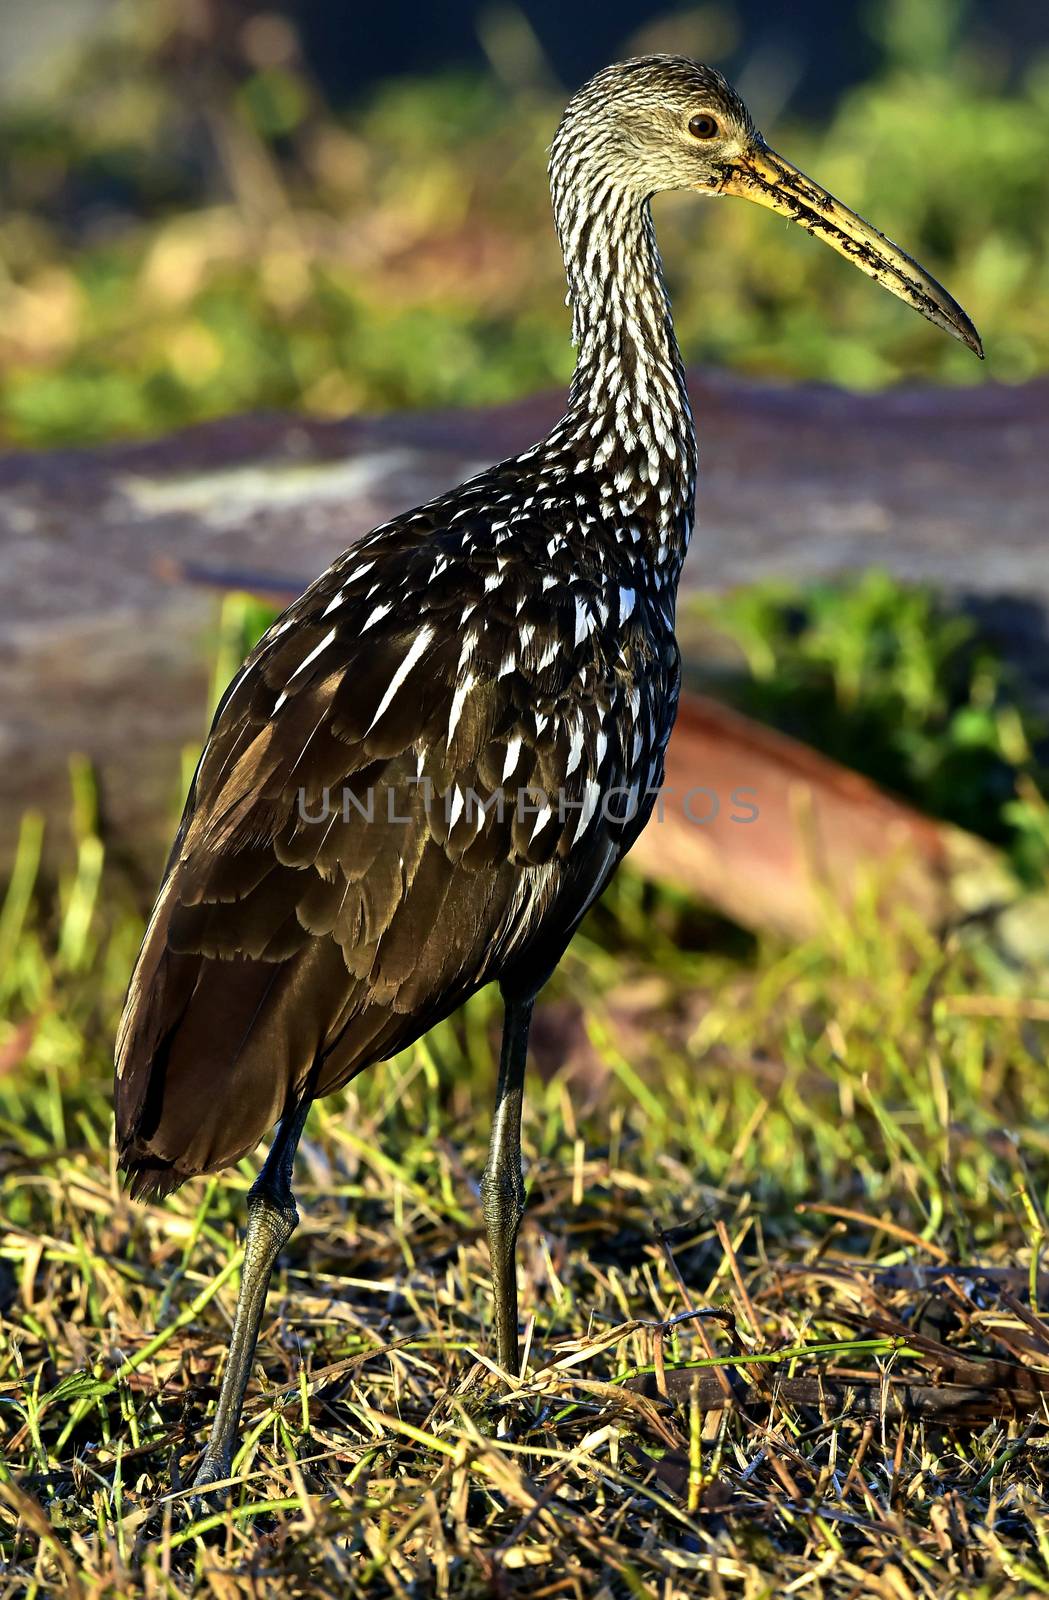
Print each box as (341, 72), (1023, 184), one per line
(115, 516), (667, 1193)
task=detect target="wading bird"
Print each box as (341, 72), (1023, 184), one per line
(115, 57), (981, 1495)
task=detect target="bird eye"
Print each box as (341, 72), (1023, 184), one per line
(688, 113), (719, 140)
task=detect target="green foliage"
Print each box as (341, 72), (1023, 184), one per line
(0, 0), (1046, 445)
(689, 571), (1049, 878)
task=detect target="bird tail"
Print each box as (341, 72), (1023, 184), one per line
(114, 875), (335, 1198)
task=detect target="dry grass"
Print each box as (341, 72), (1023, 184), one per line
(2, 805), (1049, 1597)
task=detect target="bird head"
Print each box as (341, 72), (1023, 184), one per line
(551, 55), (982, 358)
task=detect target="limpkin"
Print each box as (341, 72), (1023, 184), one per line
(115, 57), (981, 1494)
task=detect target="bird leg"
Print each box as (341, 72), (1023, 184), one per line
(191, 1094), (311, 1500)
(481, 991), (534, 1375)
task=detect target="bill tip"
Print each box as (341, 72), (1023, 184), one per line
(961, 320), (984, 360)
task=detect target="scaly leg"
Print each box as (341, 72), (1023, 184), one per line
(191, 1094), (311, 1499)
(480, 990), (534, 1374)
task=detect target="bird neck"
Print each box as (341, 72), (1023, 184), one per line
(549, 182), (697, 555)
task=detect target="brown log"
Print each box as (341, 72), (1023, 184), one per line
(2, 372), (1045, 921)
(627, 692), (1011, 939)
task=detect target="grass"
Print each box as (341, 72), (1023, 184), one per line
(2, 668), (1049, 1592)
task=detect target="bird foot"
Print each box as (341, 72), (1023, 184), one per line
(187, 1447), (235, 1511)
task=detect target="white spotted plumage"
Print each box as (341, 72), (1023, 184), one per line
(364, 626), (434, 735)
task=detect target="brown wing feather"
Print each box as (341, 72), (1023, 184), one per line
(116, 507), (672, 1197)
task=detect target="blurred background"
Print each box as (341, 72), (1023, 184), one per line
(1, 0), (1048, 447)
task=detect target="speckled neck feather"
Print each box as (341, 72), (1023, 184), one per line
(545, 97), (698, 563)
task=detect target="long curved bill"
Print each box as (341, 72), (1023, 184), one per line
(718, 140), (983, 358)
